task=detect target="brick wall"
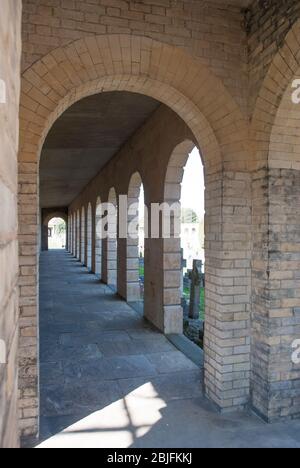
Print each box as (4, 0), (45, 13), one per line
(0, 0), (22, 448)
(246, 0), (300, 115)
(252, 168), (300, 421)
(17, 0), (300, 439)
(21, 0), (249, 115)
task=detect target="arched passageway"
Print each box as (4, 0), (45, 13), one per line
(95, 197), (102, 277)
(87, 203), (92, 271)
(80, 207), (86, 264)
(19, 34), (253, 440)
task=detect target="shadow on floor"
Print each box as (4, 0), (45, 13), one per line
(37, 251), (300, 448)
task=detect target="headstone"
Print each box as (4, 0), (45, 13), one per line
(189, 259), (203, 320)
(180, 248), (187, 297)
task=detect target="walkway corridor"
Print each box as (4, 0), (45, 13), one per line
(38, 251), (300, 448)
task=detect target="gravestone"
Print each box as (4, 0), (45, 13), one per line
(180, 249), (188, 316)
(189, 259), (203, 319)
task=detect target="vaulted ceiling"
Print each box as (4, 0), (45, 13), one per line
(40, 92), (160, 208)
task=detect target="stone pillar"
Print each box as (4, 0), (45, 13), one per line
(204, 171), (252, 412)
(117, 236), (127, 299)
(126, 189), (141, 302)
(252, 167), (300, 421)
(80, 208), (85, 264)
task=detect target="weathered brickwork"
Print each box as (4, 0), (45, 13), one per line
(246, 0), (300, 115)
(21, 0), (249, 115)
(68, 105), (252, 412)
(252, 168), (300, 421)
(11, 0), (300, 444)
(0, 0), (22, 448)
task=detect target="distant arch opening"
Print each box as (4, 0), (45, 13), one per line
(48, 218), (66, 250)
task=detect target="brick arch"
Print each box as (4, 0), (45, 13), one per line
(102, 187), (117, 288)
(18, 34), (252, 439)
(80, 206), (86, 264)
(76, 209), (80, 258)
(42, 211), (68, 251)
(251, 19), (300, 168)
(94, 196), (102, 277)
(86, 203), (92, 270)
(162, 140), (198, 334)
(250, 19), (300, 421)
(43, 211), (67, 227)
(19, 34), (250, 175)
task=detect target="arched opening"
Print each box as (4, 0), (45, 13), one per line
(180, 147), (205, 347)
(72, 213), (76, 256)
(87, 203), (92, 271)
(80, 207), (86, 264)
(68, 214), (72, 253)
(95, 197), (102, 277)
(163, 140), (201, 335)
(76, 210), (80, 259)
(47, 217), (66, 250)
(19, 33), (253, 440)
(126, 173), (145, 307)
(106, 188), (118, 290)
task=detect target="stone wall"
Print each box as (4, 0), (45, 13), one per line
(0, 0), (22, 448)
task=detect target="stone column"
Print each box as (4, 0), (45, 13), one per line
(252, 167), (300, 421)
(204, 170), (252, 412)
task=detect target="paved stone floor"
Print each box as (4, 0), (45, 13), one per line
(38, 251), (300, 448)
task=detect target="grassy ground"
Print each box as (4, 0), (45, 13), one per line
(139, 267), (205, 321)
(183, 287), (205, 320)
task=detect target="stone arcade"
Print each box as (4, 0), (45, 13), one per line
(1, 0), (300, 449)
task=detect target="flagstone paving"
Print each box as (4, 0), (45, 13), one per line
(38, 251), (300, 448)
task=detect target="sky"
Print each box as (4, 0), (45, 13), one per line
(181, 147), (205, 220)
(139, 146), (205, 220)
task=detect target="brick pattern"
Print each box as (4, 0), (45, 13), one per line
(22, 0), (249, 115)
(16, 1), (300, 441)
(17, 23), (250, 433)
(0, 0), (21, 448)
(252, 168), (300, 421)
(250, 15), (300, 421)
(126, 172), (143, 302)
(68, 106), (252, 409)
(247, 0), (300, 117)
(95, 197), (103, 275)
(86, 203), (93, 269)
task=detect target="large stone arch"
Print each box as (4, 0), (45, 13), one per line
(18, 34), (252, 439)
